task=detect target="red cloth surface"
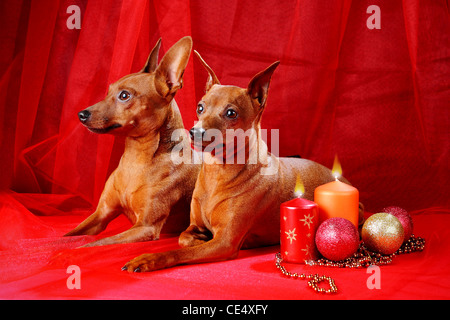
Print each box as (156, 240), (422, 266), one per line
(0, 199), (449, 300)
(0, 0), (449, 299)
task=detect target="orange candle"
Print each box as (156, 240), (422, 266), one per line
(314, 179), (359, 227)
(314, 156), (359, 227)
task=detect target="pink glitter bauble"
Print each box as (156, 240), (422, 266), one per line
(382, 206), (414, 243)
(315, 218), (360, 261)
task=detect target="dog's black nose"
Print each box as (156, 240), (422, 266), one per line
(189, 127), (206, 141)
(78, 110), (91, 123)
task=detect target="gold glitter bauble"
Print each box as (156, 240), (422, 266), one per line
(361, 213), (404, 255)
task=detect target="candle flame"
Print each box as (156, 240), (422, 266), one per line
(294, 174), (305, 198)
(332, 155), (342, 180)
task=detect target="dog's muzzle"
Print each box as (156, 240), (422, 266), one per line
(189, 127), (206, 141)
(78, 109), (122, 134)
(78, 110), (91, 123)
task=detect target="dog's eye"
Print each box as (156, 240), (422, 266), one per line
(118, 90), (131, 102)
(197, 104), (204, 115)
(225, 109), (237, 119)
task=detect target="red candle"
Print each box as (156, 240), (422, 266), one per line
(280, 197), (320, 263)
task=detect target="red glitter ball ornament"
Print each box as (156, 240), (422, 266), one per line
(315, 218), (360, 261)
(382, 206), (413, 243)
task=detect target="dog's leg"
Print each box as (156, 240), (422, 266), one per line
(178, 224), (213, 247)
(80, 204), (172, 247)
(64, 210), (116, 236)
(123, 200), (251, 272)
(64, 202), (120, 236)
(123, 229), (240, 272)
(178, 197), (212, 247)
(81, 224), (159, 247)
(65, 175), (120, 237)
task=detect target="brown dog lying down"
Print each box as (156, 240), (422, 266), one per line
(122, 52), (363, 272)
(65, 37), (200, 247)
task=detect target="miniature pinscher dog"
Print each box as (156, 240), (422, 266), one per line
(122, 51), (363, 271)
(65, 37), (200, 247)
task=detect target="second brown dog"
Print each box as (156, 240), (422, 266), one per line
(123, 52), (363, 272)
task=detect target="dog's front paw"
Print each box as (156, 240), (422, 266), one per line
(122, 253), (169, 273)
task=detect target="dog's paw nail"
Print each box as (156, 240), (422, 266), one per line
(121, 266), (127, 271)
(134, 267), (141, 273)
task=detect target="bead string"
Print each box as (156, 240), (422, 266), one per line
(275, 253), (338, 294)
(275, 235), (425, 294)
(304, 234), (425, 268)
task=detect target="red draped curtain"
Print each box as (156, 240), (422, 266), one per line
(1, 0), (449, 214)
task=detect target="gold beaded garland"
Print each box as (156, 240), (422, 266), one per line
(275, 253), (338, 294)
(275, 235), (425, 294)
(304, 234), (425, 268)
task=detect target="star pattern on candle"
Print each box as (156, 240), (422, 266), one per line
(301, 244), (311, 258)
(285, 228), (297, 244)
(299, 214), (314, 229)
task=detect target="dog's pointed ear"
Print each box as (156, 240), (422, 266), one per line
(194, 50), (220, 92)
(154, 36), (193, 98)
(140, 38), (162, 73)
(247, 61), (280, 109)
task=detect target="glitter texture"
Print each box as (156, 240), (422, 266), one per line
(315, 218), (359, 261)
(382, 206), (414, 243)
(362, 213), (404, 254)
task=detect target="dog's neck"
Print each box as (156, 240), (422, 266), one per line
(122, 100), (187, 163)
(158, 100), (188, 154)
(201, 126), (270, 182)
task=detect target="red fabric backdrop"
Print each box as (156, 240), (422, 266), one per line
(0, 0), (449, 300)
